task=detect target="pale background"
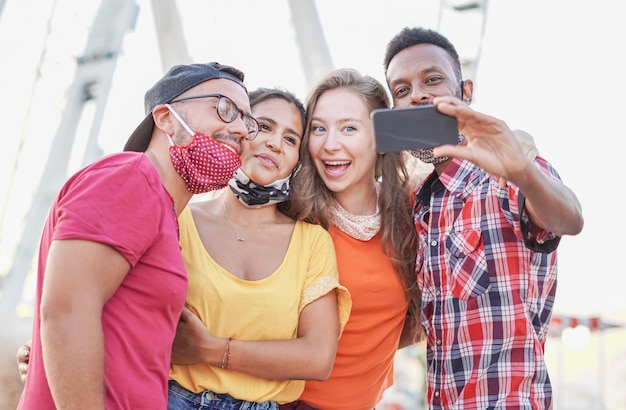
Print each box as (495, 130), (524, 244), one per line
(0, 1), (624, 409)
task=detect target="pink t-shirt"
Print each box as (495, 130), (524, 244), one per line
(18, 152), (187, 409)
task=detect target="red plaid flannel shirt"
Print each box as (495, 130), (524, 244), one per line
(414, 157), (561, 409)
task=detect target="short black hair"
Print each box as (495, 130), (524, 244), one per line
(383, 27), (462, 81)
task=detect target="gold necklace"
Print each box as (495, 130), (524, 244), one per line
(222, 198), (271, 242)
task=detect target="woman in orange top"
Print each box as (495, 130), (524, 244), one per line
(282, 68), (422, 410)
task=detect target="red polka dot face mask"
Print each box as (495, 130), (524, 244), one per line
(165, 104), (242, 194)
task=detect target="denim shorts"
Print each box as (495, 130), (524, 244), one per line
(168, 380), (279, 410)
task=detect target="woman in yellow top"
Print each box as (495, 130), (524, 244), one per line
(281, 69), (422, 410)
(168, 87), (351, 409)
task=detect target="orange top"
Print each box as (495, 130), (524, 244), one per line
(298, 226), (408, 410)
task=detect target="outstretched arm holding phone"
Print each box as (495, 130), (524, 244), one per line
(433, 96), (583, 236)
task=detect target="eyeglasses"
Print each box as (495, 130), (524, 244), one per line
(170, 93), (259, 140)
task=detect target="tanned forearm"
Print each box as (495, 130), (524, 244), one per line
(41, 308), (105, 409)
(515, 161), (584, 236)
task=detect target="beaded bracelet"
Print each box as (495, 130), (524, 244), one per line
(220, 337), (233, 370)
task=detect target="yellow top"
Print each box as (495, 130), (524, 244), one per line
(170, 207), (351, 403)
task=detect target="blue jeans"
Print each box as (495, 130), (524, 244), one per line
(168, 380), (279, 410)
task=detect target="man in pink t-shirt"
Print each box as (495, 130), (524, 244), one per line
(17, 62), (256, 409)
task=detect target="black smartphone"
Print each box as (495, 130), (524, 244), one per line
(371, 105), (458, 152)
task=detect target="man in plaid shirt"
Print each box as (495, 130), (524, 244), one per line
(383, 27), (584, 409)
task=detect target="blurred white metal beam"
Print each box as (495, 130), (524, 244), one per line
(0, 0), (139, 316)
(287, 0), (334, 91)
(151, 0), (191, 71)
(438, 0), (488, 83)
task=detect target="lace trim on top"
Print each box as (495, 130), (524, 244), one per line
(328, 185), (381, 241)
(302, 276), (352, 337)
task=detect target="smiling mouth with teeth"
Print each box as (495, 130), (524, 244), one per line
(324, 161), (350, 173)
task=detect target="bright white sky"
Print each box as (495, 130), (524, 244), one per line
(2, 0), (625, 314)
(1, 1), (626, 404)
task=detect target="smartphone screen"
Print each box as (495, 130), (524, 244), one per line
(372, 105), (458, 152)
